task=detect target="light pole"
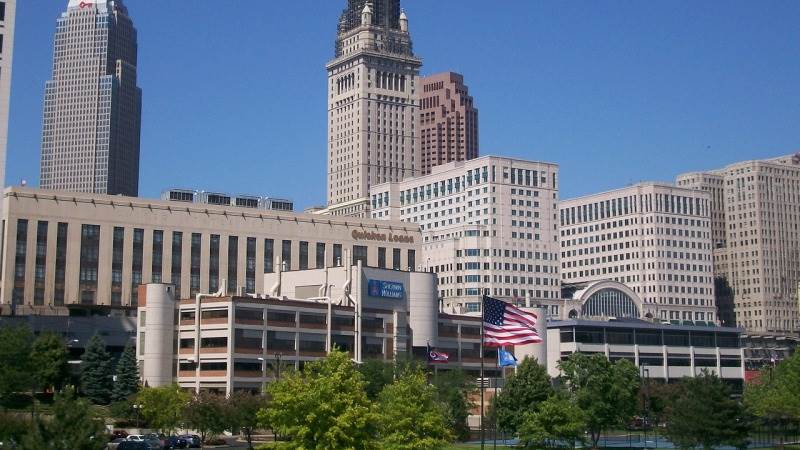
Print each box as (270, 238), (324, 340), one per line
(133, 403), (141, 429)
(641, 365), (650, 448)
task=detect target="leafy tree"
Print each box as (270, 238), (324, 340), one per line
(0, 325), (33, 407)
(495, 357), (554, 434)
(259, 349), (378, 449)
(663, 371), (750, 450)
(80, 334), (114, 404)
(431, 368), (474, 442)
(376, 369), (452, 449)
(358, 359), (395, 400)
(0, 412), (31, 447)
(558, 353), (640, 448)
(226, 391), (269, 450)
(30, 332), (70, 392)
(184, 391), (227, 444)
(112, 342), (139, 402)
(745, 353), (800, 422)
(137, 384), (189, 434)
(518, 392), (587, 449)
(23, 387), (106, 450)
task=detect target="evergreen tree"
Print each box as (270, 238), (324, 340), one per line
(23, 387), (106, 450)
(80, 334), (113, 404)
(495, 357), (554, 434)
(30, 332), (69, 392)
(0, 325), (33, 407)
(112, 342), (139, 402)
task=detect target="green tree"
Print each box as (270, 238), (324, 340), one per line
(225, 391), (269, 450)
(30, 332), (70, 392)
(518, 392), (587, 449)
(431, 368), (474, 442)
(0, 325), (33, 408)
(0, 412), (31, 447)
(358, 359), (395, 400)
(558, 353), (640, 448)
(376, 369), (452, 449)
(23, 387), (106, 450)
(259, 349), (378, 449)
(184, 391), (227, 444)
(137, 384), (189, 434)
(80, 334), (114, 404)
(112, 342), (139, 402)
(745, 353), (800, 422)
(663, 371), (750, 450)
(494, 357), (554, 434)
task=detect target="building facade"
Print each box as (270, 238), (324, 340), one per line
(161, 189), (293, 212)
(0, 187), (420, 315)
(370, 156), (560, 312)
(677, 154), (800, 335)
(560, 183), (716, 322)
(0, 0), (15, 209)
(325, 0), (422, 217)
(40, 0), (142, 196)
(418, 72), (478, 175)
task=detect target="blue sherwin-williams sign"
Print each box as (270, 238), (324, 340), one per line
(367, 280), (404, 299)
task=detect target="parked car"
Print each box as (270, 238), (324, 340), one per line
(110, 431), (129, 441)
(144, 439), (162, 450)
(108, 438), (127, 450)
(178, 435), (201, 448)
(163, 436), (188, 449)
(117, 442), (150, 450)
(126, 435), (146, 441)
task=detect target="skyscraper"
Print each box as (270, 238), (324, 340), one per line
(325, 0), (422, 217)
(419, 72), (479, 175)
(0, 0), (17, 202)
(40, 0), (142, 196)
(677, 154), (800, 335)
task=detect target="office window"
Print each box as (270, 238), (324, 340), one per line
(408, 249), (416, 271)
(316, 243), (326, 269)
(34, 221), (48, 306)
(353, 245), (368, 266)
(378, 247), (386, 269)
(131, 229), (144, 306)
(392, 248), (401, 270)
(151, 230), (164, 284)
(54, 223), (68, 306)
(111, 227), (124, 306)
(209, 234), (220, 292)
(246, 237), (256, 293)
(13, 219), (28, 305)
(79, 224), (100, 305)
(281, 240), (292, 270)
(264, 238), (274, 273)
(0, 3), (6, 22)
(227, 236), (238, 293)
(333, 244), (342, 266)
(190, 233), (201, 296)
(171, 232), (183, 298)
(299, 241), (309, 270)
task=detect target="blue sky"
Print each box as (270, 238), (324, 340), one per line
(8, 0), (800, 209)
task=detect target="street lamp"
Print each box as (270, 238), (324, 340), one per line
(132, 404), (141, 429)
(641, 365), (650, 448)
(275, 353), (283, 380)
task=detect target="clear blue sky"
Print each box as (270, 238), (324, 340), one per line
(8, 0), (800, 209)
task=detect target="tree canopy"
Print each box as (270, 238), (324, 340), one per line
(112, 342), (139, 402)
(80, 334), (114, 404)
(137, 384), (189, 434)
(745, 352), (800, 422)
(184, 391), (227, 444)
(30, 332), (70, 392)
(23, 387), (106, 450)
(518, 392), (587, 449)
(0, 325), (33, 407)
(494, 357), (554, 434)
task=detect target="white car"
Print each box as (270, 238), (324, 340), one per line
(126, 435), (146, 441)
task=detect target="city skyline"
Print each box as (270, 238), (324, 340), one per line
(6, 0), (800, 209)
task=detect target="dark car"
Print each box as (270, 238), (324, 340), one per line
(178, 435), (201, 448)
(117, 442), (151, 450)
(163, 436), (188, 449)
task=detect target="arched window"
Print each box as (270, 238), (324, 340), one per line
(581, 288), (640, 318)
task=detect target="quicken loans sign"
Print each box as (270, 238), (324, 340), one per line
(351, 229), (414, 244)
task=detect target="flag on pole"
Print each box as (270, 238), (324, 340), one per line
(427, 344), (449, 363)
(482, 295), (542, 347)
(498, 348), (518, 367)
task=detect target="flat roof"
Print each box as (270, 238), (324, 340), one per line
(549, 319), (743, 334)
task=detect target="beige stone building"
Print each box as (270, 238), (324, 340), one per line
(0, 0), (14, 208)
(325, 0), (422, 217)
(419, 72), (478, 175)
(0, 187), (420, 314)
(560, 183), (716, 322)
(677, 154), (800, 335)
(370, 156), (561, 313)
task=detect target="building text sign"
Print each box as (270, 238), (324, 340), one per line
(352, 229), (414, 244)
(368, 280), (405, 299)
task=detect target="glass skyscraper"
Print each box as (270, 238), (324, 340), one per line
(40, 0), (141, 196)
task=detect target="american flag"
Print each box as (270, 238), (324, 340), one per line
(482, 296), (542, 347)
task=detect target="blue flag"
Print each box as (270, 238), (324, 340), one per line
(498, 348), (518, 367)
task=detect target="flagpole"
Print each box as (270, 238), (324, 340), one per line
(480, 296), (485, 450)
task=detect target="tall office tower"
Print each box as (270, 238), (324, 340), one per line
(677, 154), (800, 335)
(419, 72), (478, 175)
(371, 156), (561, 313)
(0, 0), (16, 206)
(560, 183), (717, 323)
(40, 0), (142, 196)
(325, 0), (422, 217)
